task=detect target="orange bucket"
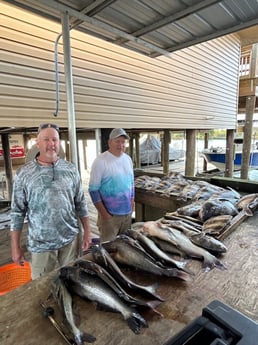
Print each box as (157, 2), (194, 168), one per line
(0, 262), (32, 296)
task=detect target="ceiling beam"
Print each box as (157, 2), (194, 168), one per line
(114, 0), (221, 45)
(35, 0), (172, 58)
(150, 17), (258, 57)
(70, 0), (117, 28)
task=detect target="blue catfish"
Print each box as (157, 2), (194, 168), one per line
(141, 221), (226, 271)
(102, 235), (192, 281)
(59, 266), (148, 334)
(51, 276), (96, 345)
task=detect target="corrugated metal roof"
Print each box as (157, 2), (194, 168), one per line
(4, 0), (258, 57)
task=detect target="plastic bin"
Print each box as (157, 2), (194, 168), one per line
(0, 262), (31, 296)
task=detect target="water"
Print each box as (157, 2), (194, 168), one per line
(171, 139), (258, 181)
(172, 138), (237, 151)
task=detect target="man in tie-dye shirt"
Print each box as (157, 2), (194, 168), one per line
(89, 128), (134, 242)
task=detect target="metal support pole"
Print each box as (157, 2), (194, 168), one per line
(61, 12), (78, 167)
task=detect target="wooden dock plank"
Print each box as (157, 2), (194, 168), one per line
(0, 209), (257, 345)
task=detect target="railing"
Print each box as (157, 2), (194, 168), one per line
(239, 53), (250, 77)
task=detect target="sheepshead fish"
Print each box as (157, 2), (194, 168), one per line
(89, 245), (165, 301)
(202, 215), (233, 236)
(135, 175), (161, 190)
(193, 184), (224, 201)
(237, 193), (258, 216)
(74, 259), (162, 315)
(210, 187), (241, 205)
(161, 219), (201, 235)
(176, 201), (205, 218)
(168, 180), (190, 197)
(59, 266), (148, 334)
(51, 276), (96, 344)
(155, 179), (173, 193)
(164, 214), (203, 229)
(178, 183), (201, 201)
(199, 199), (239, 222)
(125, 228), (192, 274)
(141, 221), (226, 271)
(102, 235), (192, 281)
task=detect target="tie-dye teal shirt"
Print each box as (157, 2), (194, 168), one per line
(89, 151), (134, 215)
(10, 159), (88, 252)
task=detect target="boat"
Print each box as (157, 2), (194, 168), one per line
(201, 139), (258, 171)
(140, 134), (185, 165)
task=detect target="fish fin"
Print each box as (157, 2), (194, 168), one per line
(145, 301), (163, 317)
(94, 302), (117, 313)
(143, 282), (165, 301)
(126, 312), (148, 334)
(74, 332), (96, 344)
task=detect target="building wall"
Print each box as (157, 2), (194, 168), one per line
(1, 2), (240, 130)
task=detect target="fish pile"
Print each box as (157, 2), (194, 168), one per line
(166, 192), (258, 237)
(47, 189), (258, 343)
(135, 173), (258, 237)
(50, 226), (204, 343)
(138, 220), (226, 271)
(50, 256), (151, 344)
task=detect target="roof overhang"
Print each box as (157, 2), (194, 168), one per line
(4, 0), (258, 57)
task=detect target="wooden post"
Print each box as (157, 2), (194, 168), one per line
(135, 133), (140, 168)
(1, 134), (13, 200)
(185, 129), (196, 177)
(163, 129), (170, 174)
(203, 132), (209, 172)
(82, 139), (87, 170)
(241, 44), (257, 179)
(241, 95), (256, 179)
(225, 129), (234, 177)
(129, 134), (134, 162)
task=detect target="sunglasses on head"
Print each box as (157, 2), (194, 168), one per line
(38, 123), (59, 134)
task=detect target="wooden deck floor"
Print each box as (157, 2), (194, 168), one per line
(0, 207), (257, 345)
(1, 164), (258, 344)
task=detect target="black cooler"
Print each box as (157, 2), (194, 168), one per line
(163, 300), (258, 345)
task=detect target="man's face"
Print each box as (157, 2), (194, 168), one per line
(108, 136), (127, 157)
(36, 127), (60, 160)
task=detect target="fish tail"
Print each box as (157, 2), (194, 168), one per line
(126, 312), (148, 334)
(164, 267), (193, 281)
(244, 207), (254, 216)
(202, 255), (227, 272)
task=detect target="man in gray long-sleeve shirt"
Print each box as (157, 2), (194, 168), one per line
(10, 123), (91, 279)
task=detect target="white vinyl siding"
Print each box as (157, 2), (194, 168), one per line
(1, 2), (240, 130)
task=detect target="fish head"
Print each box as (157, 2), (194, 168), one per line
(59, 266), (78, 282)
(75, 259), (105, 275)
(125, 229), (138, 239)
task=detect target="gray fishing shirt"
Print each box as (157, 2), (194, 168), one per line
(10, 158), (89, 253)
